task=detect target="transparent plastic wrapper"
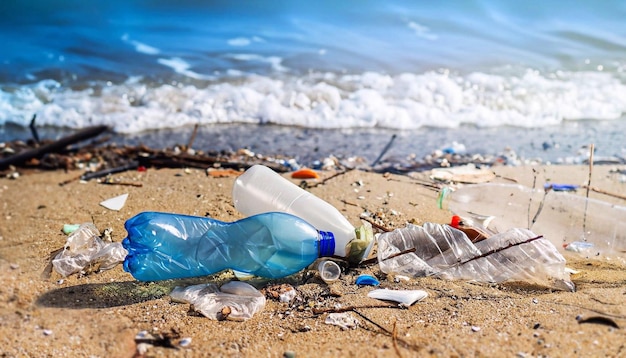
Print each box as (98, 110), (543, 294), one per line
(439, 183), (626, 261)
(52, 223), (127, 277)
(377, 223), (575, 291)
(232, 164), (374, 263)
(317, 260), (341, 283)
(170, 281), (265, 321)
(122, 211), (336, 281)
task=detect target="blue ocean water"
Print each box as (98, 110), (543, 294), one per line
(1, 0), (625, 164)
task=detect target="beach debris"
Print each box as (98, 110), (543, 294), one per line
(123, 211), (333, 281)
(170, 281), (266, 321)
(178, 337), (192, 347)
(471, 326), (481, 332)
(134, 329), (181, 354)
(367, 289), (428, 307)
(430, 163), (496, 184)
(325, 312), (360, 330)
(377, 223), (575, 291)
(355, 274), (380, 286)
(62, 223), (81, 235)
(564, 241), (595, 253)
(291, 168), (320, 179)
(576, 315), (620, 329)
(439, 183), (626, 261)
(0, 124), (109, 170)
(263, 284), (298, 303)
(48, 223), (127, 277)
(317, 260), (341, 283)
(206, 168), (242, 177)
(99, 193), (129, 211)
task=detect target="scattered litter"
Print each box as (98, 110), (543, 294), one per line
(99, 193), (128, 211)
(325, 312), (359, 330)
(430, 164), (495, 184)
(545, 183), (578, 192)
(367, 289), (428, 307)
(291, 168), (320, 179)
(123, 211), (335, 281)
(263, 284), (298, 303)
(439, 183), (626, 261)
(355, 274), (380, 286)
(577, 316), (620, 329)
(170, 281), (266, 321)
(377, 223), (575, 291)
(318, 260), (341, 283)
(206, 168), (242, 177)
(179, 337), (192, 347)
(62, 224), (80, 235)
(49, 223), (127, 277)
(564, 241), (595, 253)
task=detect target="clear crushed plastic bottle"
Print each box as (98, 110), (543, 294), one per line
(122, 211), (335, 281)
(438, 183), (626, 260)
(232, 164), (373, 263)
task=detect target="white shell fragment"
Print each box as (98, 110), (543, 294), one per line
(325, 312), (359, 330)
(170, 281), (266, 321)
(367, 289), (428, 307)
(99, 193), (128, 211)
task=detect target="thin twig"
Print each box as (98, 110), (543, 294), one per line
(583, 144), (594, 238)
(187, 123), (200, 149)
(584, 186), (626, 201)
(312, 304), (397, 314)
(371, 134), (397, 167)
(359, 215), (393, 232)
(307, 168), (355, 188)
(392, 319), (403, 358)
(351, 309), (421, 353)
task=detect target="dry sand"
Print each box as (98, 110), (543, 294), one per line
(0, 164), (625, 357)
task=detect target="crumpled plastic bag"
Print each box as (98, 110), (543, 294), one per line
(377, 223), (574, 291)
(170, 281), (266, 321)
(51, 223), (127, 277)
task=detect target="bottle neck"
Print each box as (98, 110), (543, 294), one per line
(318, 231), (336, 257)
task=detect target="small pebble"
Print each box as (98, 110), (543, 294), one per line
(179, 337), (192, 347)
(284, 351), (296, 358)
(43, 329), (53, 336)
(471, 326), (481, 332)
(532, 298), (538, 304)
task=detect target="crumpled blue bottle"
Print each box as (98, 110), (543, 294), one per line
(122, 211), (335, 281)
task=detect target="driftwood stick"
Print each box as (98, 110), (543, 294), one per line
(0, 125), (109, 169)
(29, 114), (40, 144)
(187, 123), (200, 149)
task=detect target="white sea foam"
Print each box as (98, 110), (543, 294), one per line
(121, 34), (161, 55)
(157, 57), (215, 80)
(1, 69), (625, 133)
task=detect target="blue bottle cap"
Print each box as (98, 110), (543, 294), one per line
(318, 231), (336, 257)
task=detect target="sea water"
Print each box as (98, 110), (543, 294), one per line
(1, 0), (625, 164)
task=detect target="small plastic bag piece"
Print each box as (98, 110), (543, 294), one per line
(377, 223), (574, 291)
(325, 312), (359, 330)
(51, 223), (127, 277)
(170, 281), (266, 321)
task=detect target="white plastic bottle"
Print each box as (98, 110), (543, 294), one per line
(232, 165), (373, 262)
(438, 183), (626, 260)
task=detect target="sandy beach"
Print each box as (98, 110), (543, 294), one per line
(1, 163), (625, 357)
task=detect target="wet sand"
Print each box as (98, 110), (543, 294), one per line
(0, 164), (625, 357)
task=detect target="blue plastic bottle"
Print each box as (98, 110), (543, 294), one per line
(122, 211), (335, 281)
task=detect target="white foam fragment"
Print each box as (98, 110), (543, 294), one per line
(367, 289), (428, 307)
(100, 193), (128, 211)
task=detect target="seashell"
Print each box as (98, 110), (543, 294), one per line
(367, 289), (428, 307)
(99, 193), (128, 211)
(355, 274), (379, 286)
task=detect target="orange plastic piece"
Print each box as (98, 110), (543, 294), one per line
(291, 168), (320, 179)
